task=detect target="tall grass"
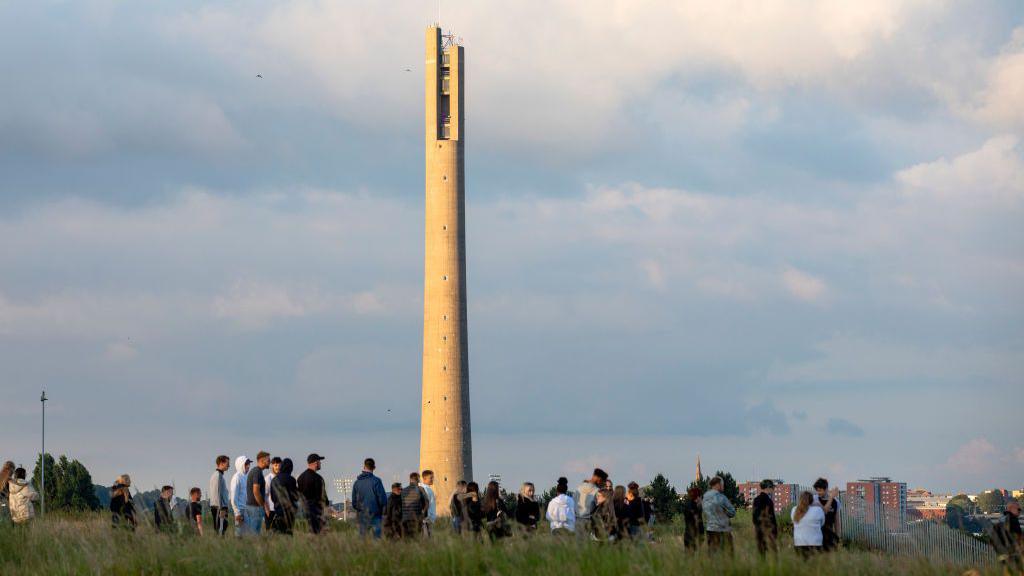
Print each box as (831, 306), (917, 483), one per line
(0, 512), (1001, 575)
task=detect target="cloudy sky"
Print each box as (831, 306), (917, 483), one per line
(1, 1), (1022, 497)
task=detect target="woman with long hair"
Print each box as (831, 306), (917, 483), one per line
(0, 461), (14, 522)
(624, 482), (645, 540)
(791, 491), (825, 558)
(110, 474), (137, 531)
(481, 480), (508, 540)
(515, 482), (540, 533)
(592, 488), (618, 541)
(613, 485), (629, 538)
(461, 481), (484, 535)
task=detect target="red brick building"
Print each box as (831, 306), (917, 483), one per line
(846, 477), (907, 530)
(738, 480), (800, 513)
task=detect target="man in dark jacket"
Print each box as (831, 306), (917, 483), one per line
(814, 478), (840, 551)
(271, 458), (299, 534)
(681, 487), (704, 551)
(351, 458), (388, 539)
(384, 482), (404, 539)
(154, 485), (176, 533)
(400, 472), (429, 539)
(297, 453), (328, 534)
(752, 479), (778, 555)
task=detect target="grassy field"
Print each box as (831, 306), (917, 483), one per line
(0, 511), (1000, 575)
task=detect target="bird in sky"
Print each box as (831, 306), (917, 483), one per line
(256, 73), (263, 79)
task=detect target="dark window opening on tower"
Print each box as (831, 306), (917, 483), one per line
(439, 91), (450, 140)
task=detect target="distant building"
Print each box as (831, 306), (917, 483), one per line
(846, 477), (907, 530)
(738, 480), (800, 513)
(906, 489), (950, 521)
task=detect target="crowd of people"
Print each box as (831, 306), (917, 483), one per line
(3, 456), (1022, 564)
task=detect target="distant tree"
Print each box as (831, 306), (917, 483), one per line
(643, 473), (682, 521)
(31, 453), (101, 512)
(946, 494), (976, 530)
(975, 490), (1006, 514)
(32, 453), (58, 508)
(688, 470), (743, 507)
(500, 487), (518, 517)
(134, 488), (161, 512)
(94, 484), (112, 509)
(539, 485), (558, 508)
(64, 459), (100, 511)
(687, 475), (709, 495)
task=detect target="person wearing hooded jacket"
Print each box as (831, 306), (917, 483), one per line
(229, 455), (251, 536)
(270, 458), (299, 535)
(351, 458), (388, 539)
(8, 467), (39, 525)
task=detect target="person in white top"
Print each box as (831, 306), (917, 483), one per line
(229, 455), (251, 536)
(791, 491), (826, 558)
(420, 469), (437, 537)
(546, 477), (576, 534)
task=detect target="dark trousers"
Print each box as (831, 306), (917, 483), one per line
(796, 545), (821, 559)
(822, 527), (838, 551)
(401, 519), (421, 539)
(706, 531), (734, 555)
(306, 505), (324, 534)
(211, 506), (228, 536)
(273, 511), (294, 535)
(755, 527), (777, 555)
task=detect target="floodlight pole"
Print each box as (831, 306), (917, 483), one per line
(40, 390), (47, 518)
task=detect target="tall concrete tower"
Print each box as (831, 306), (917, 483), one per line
(419, 25), (471, 510)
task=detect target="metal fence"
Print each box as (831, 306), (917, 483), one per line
(836, 495), (996, 566)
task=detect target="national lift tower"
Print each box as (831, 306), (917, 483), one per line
(419, 25), (471, 511)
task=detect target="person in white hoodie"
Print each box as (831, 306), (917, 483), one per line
(229, 455), (251, 536)
(546, 477), (576, 535)
(8, 467), (39, 525)
(791, 491), (826, 558)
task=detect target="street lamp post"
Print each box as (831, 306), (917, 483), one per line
(40, 390), (47, 518)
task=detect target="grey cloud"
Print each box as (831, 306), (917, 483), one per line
(825, 418), (865, 438)
(744, 401), (791, 435)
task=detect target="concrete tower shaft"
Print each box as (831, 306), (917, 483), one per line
(420, 25), (471, 511)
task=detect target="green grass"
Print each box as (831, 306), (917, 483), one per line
(0, 512), (999, 575)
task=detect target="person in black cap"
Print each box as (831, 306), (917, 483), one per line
(297, 453), (328, 534)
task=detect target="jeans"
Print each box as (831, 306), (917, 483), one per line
(358, 516), (382, 538)
(245, 505), (264, 534)
(451, 516), (462, 534)
(234, 508), (246, 536)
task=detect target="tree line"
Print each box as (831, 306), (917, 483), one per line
(29, 453), (102, 512)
